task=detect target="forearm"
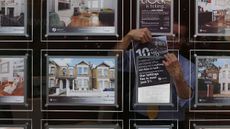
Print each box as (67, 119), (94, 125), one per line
(115, 33), (132, 50)
(174, 77), (192, 99)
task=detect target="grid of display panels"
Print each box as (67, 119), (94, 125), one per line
(129, 119), (178, 129)
(131, 0), (180, 42)
(0, 49), (33, 111)
(0, 119), (32, 129)
(129, 49), (180, 112)
(41, 119), (123, 129)
(189, 0), (230, 43)
(190, 50), (230, 112)
(0, 0), (33, 42)
(41, 0), (123, 42)
(189, 119), (230, 129)
(41, 49), (123, 112)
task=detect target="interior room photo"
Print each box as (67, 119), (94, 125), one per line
(0, 0), (25, 27)
(48, 0), (116, 32)
(0, 58), (24, 96)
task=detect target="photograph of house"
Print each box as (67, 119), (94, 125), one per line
(0, 57), (25, 97)
(48, 0), (117, 34)
(48, 57), (116, 105)
(0, 0), (25, 27)
(196, 56), (230, 104)
(197, 0), (230, 35)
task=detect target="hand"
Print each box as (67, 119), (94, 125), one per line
(127, 28), (152, 43)
(162, 53), (184, 82)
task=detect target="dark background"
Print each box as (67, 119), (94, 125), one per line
(1, 0), (230, 129)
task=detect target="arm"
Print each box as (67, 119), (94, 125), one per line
(163, 53), (192, 99)
(115, 28), (152, 50)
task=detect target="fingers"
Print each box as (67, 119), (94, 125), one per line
(164, 53), (178, 65)
(162, 60), (169, 67)
(143, 28), (152, 41)
(139, 28), (152, 43)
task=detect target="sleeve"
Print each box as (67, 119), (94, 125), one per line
(178, 55), (196, 108)
(121, 50), (131, 73)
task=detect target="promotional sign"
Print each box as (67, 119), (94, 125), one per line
(137, 0), (173, 34)
(133, 36), (171, 104)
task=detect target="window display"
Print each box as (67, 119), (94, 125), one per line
(130, 119), (177, 129)
(41, 49), (123, 111)
(190, 119), (230, 129)
(196, 127), (230, 129)
(42, 119), (123, 129)
(0, 57), (26, 104)
(133, 36), (171, 105)
(196, 56), (230, 105)
(47, 0), (118, 36)
(137, 0), (173, 35)
(0, 0), (27, 35)
(47, 56), (118, 105)
(48, 125), (117, 129)
(196, 0), (230, 36)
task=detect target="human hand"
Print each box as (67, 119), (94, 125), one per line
(127, 28), (152, 43)
(162, 53), (184, 82)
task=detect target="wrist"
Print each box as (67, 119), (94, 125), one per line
(127, 30), (134, 41)
(174, 73), (185, 85)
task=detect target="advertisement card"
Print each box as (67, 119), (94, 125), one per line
(133, 36), (171, 104)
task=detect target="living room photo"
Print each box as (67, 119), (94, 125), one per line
(47, 0), (117, 35)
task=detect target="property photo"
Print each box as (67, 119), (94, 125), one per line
(0, 57), (25, 98)
(0, 0), (27, 35)
(48, 57), (117, 105)
(196, 56), (230, 104)
(197, 0), (230, 35)
(0, 0), (25, 26)
(48, 0), (117, 35)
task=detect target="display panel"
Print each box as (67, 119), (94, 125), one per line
(133, 37), (171, 105)
(42, 119), (123, 129)
(130, 49), (179, 112)
(195, 0), (230, 36)
(0, 0), (27, 35)
(196, 56), (230, 105)
(196, 126), (230, 129)
(189, 120), (230, 129)
(48, 125), (117, 129)
(0, 49), (32, 111)
(136, 125), (171, 129)
(49, 128), (114, 129)
(138, 128), (169, 129)
(190, 50), (230, 111)
(47, 0), (117, 36)
(0, 56), (26, 104)
(137, 0), (173, 35)
(47, 56), (118, 106)
(41, 49), (123, 111)
(130, 119), (177, 129)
